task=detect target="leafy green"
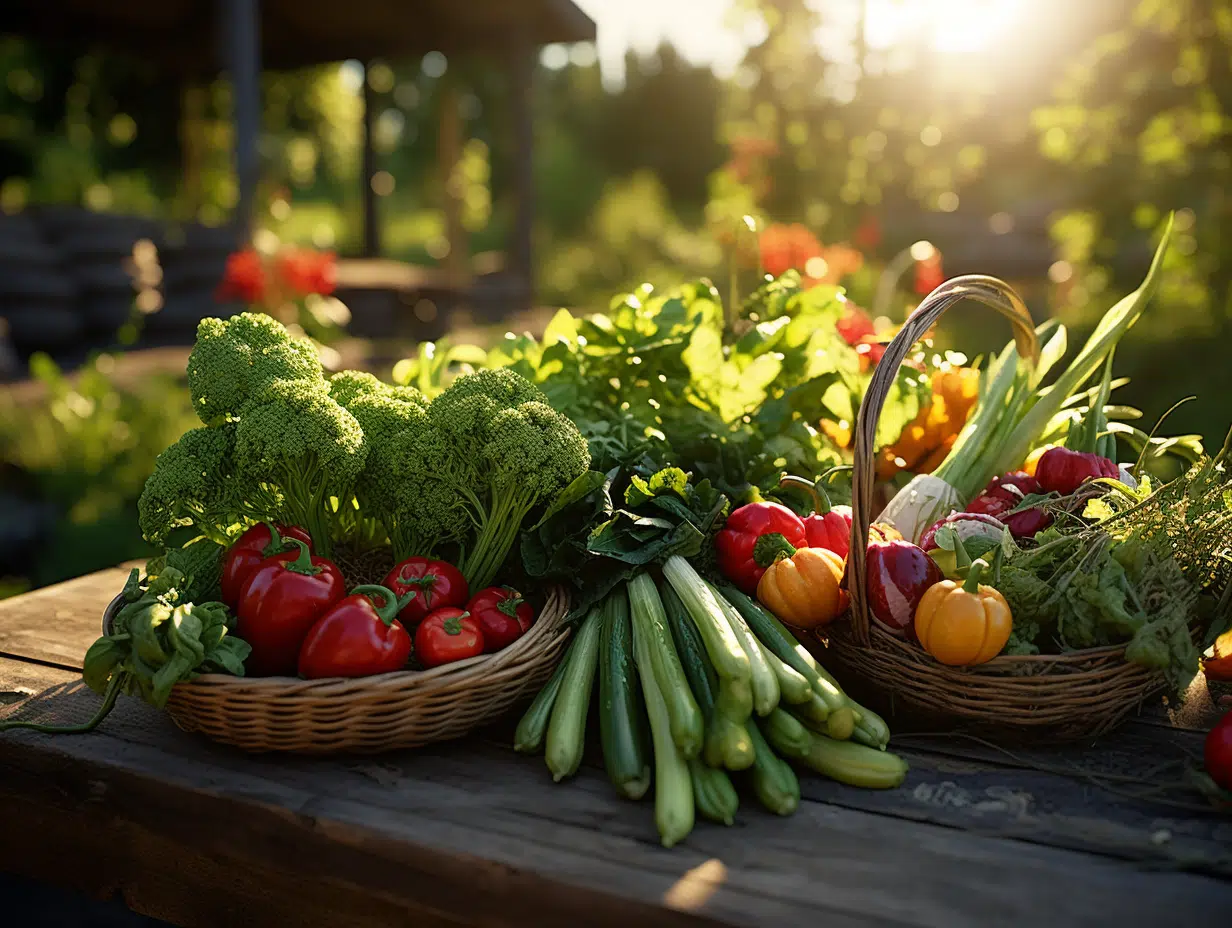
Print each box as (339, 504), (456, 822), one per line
(520, 464), (730, 616)
(398, 272), (917, 501)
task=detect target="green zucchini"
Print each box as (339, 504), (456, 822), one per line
(514, 643), (571, 753)
(663, 557), (751, 685)
(762, 707), (812, 761)
(633, 596), (695, 848)
(689, 758), (739, 825)
(755, 637), (812, 705)
(825, 705), (855, 741)
(800, 730), (909, 789)
(628, 573), (704, 759)
(598, 586), (651, 800)
(718, 584), (848, 714)
(544, 608), (603, 782)
(747, 719), (799, 816)
(709, 583), (779, 716)
(662, 579), (755, 772)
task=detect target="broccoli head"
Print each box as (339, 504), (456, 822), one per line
(233, 378), (367, 556)
(331, 371), (431, 548)
(138, 423), (277, 546)
(187, 313), (324, 424)
(429, 367), (545, 419)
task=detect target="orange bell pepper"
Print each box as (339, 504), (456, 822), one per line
(754, 535), (847, 630)
(913, 559), (1012, 666)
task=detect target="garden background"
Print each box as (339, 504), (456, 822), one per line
(1, 0), (1229, 596)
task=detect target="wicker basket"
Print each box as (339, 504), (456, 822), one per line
(102, 585), (572, 754)
(822, 275), (1176, 741)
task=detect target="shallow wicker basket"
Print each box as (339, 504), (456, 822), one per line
(102, 585), (572, 754)
(822, 275), (1177, 741)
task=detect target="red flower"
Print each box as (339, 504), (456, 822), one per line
(836, 305), (875, 346)
(914, 252), (945, 295)
(216, 249), (267, 304)
(854, 214), (882, 251)
(277, 249), (337, 297)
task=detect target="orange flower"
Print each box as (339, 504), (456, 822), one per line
(854, 213), (882, 250)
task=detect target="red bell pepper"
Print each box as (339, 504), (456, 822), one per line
(235, 539), (346, 676)
(298, 584), (414, 679)
(467, 586), (535, 653)
(865, 539), (943, 635)
(779, 473), (853, 560)
(715, 501), (808, 594)
(415, 607), (485, 668)
(1206, 711), (1232, 791)
(968, 472), (1054, 539)
(381, 556), (468, 625)
(220, 522), (313, 608)
(1035, 447), (1119, 495)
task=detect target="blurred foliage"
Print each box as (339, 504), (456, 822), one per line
(1031, 0), (1232, 445)
(0, 353), (197, 593)
(2, 0), (1230, 596)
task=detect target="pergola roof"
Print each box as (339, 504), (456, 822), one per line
(4, 0), (596, 74)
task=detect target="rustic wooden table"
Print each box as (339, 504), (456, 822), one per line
(1, 567), (1230, 928)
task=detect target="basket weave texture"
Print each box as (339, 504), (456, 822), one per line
(102, 585), (572, 754)
(822, 275), (1174, 740)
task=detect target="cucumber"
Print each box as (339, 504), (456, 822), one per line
(633, 595), (695, 848)
(748, 719), (799, 816)
(662, 580), (755, 772)
(628, 573), (704, 759)
(800, 730), (909, 789)
(544, 608), (603, 782)
(709, 583), (779, 716)
(514, 643), (571, 753)
(598, 586), (651, 800)
(762, 707), (812, 761)
(663, 557), (751, 684)
(689, 758), (739, 825)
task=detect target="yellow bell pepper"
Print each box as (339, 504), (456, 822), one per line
(913, 559), (1012, 666)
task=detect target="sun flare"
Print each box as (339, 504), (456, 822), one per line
(865, 0), (1028, 54)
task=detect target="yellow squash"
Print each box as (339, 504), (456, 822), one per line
(913, 559), (1012, 666)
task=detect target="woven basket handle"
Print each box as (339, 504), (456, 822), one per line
(845, 275), (1038, 646)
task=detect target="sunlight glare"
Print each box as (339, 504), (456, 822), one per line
(866, 0), (1027, 54)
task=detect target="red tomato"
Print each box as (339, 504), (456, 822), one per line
(235, 539), (345, 676)
(415, 607), (485, 668)
(298, 584), (412, 679)
(1206, 711), (1232, 792)
(468, 586), (535, 653)
(220, 522), (313, 608)
(381, 557), (468, 625)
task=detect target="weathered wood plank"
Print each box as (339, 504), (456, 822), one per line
(0, 563), (137, 668)
(1, 657), (1229, 928)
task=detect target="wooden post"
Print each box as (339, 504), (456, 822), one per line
(221, 0), (261, 242)
(508, 29), (535, 312)
(361, 62), (381, 257)
(179, 84), (206, 222)
(438, 74), (467, 288)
